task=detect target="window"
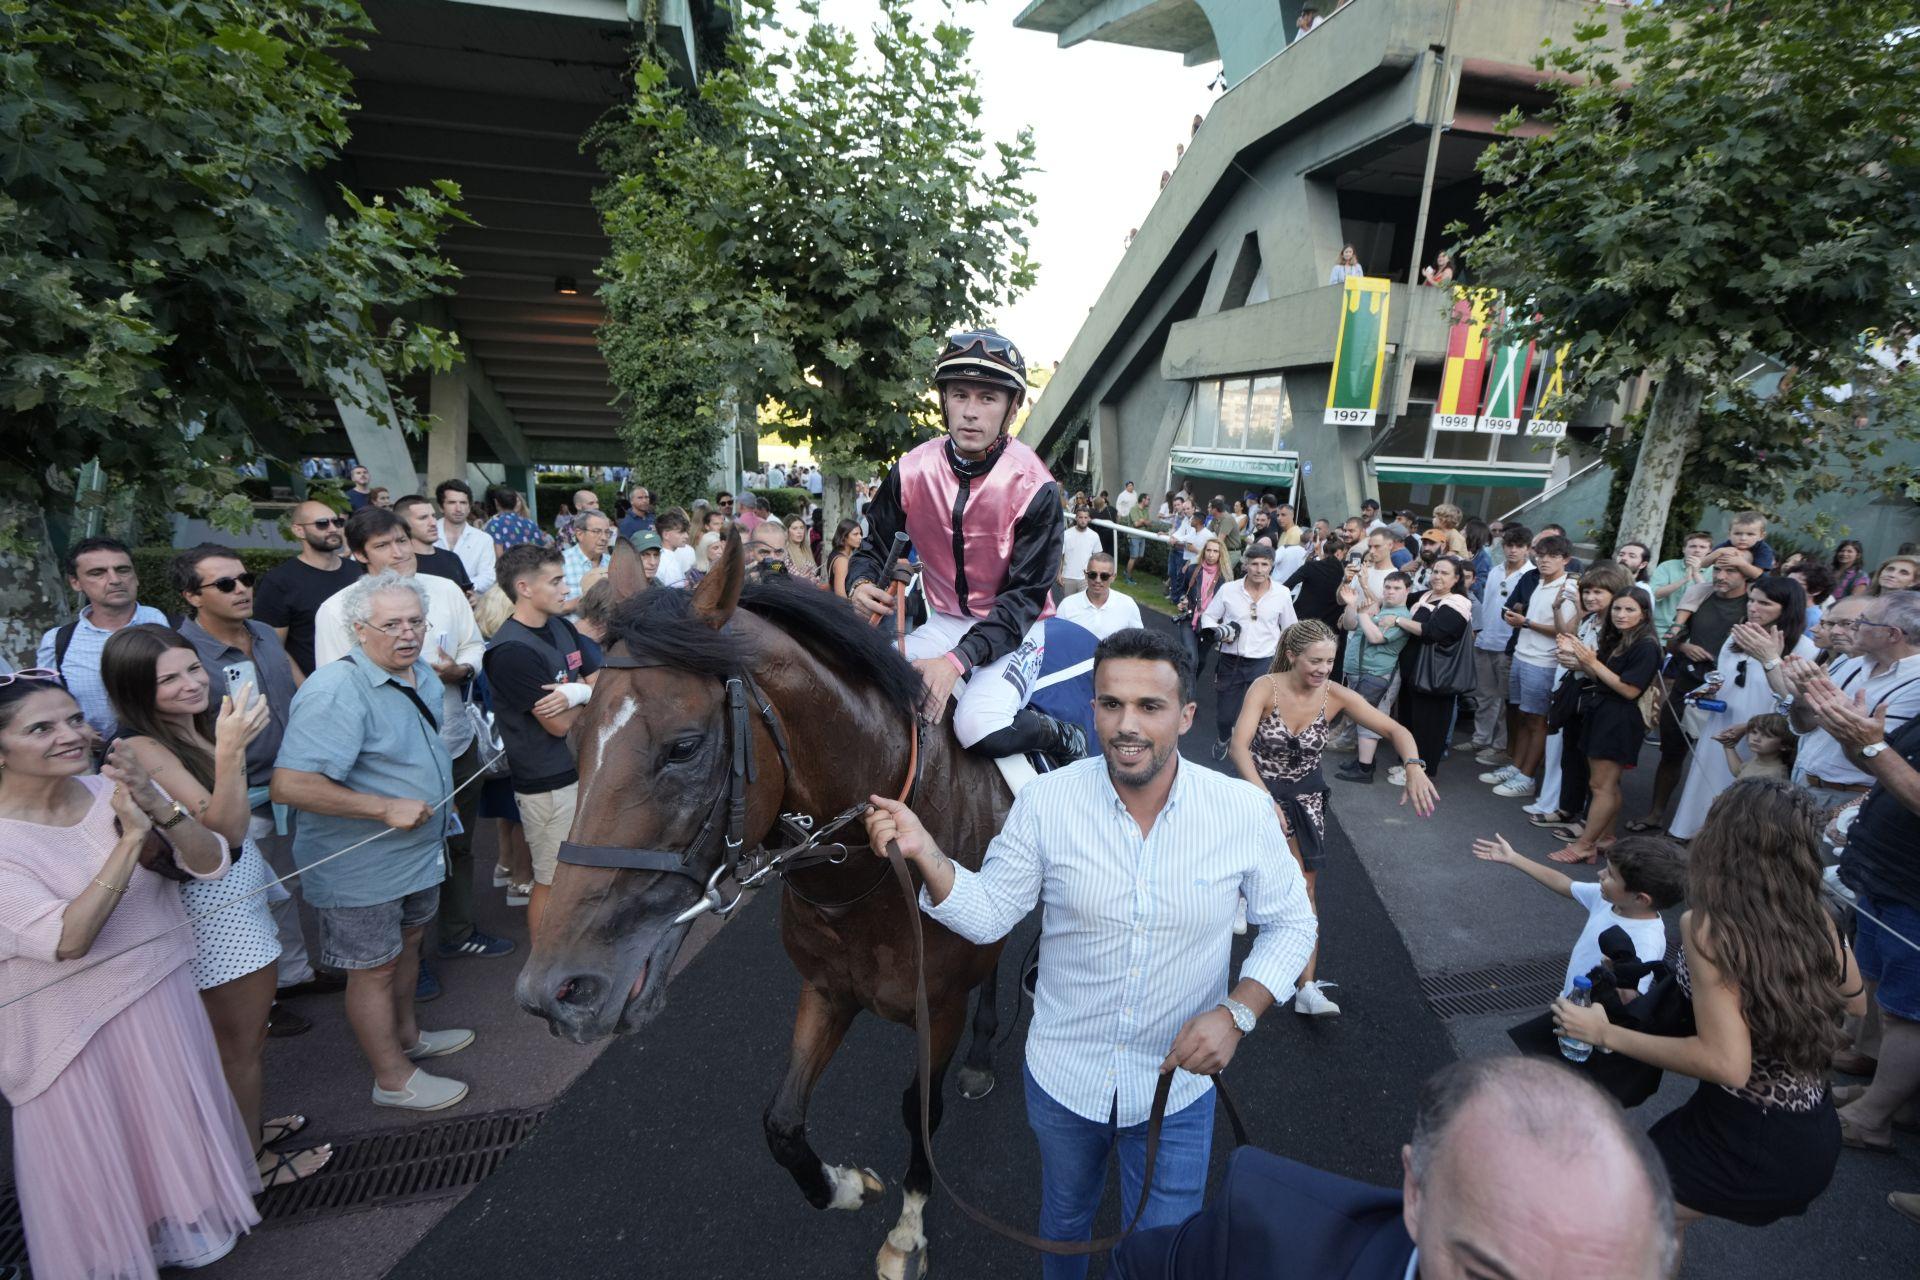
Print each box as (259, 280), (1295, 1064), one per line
(1192, 380), (1220, 449)
(1218, 378), (1251, 450)
(1249, 375), (1288, 451)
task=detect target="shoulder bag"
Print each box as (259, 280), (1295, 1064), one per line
(1412, 602), (1476, 696)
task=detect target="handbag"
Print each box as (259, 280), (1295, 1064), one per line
(1411, 607), (1476, 696)
(1545, 674), (1587, 732)
(464, 681), (512, 779)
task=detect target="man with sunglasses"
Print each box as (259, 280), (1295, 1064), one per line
(1056, 552), (1142, 640)
(1201, 544), (1298, 757)
(255, 499), (363, 676)
(173, 543), (336, 1002)
(848, 328), (1085, 764)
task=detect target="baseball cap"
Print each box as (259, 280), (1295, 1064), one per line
(1420, 528), (1448, 545)
(630, 531), (663, 554)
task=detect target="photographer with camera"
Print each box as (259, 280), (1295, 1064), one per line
(1202, 544), (1297, 759)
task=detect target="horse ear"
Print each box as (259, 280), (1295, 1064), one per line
(691, 530), (743, 629)
(608, 538), (646, 603)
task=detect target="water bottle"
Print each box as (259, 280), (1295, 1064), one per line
(1559, 976), (1595, 1063)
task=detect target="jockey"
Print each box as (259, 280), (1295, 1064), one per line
(848, 328), (1086, 764)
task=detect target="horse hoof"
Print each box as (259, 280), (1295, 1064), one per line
(825, 1165), (887, 1211)
(859, 1167), (885, 1205)
(956, 1066), (995, 1100)
(876, 1243), (928, 1280)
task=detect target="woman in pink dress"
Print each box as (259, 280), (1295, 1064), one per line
(0, 674), (262, 1278)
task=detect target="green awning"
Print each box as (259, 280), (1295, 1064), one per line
(1169, 448), (1297, 487)
(1373, 464), (1550, 490)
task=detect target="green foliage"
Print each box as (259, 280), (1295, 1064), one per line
(594, 0), (1038, 483)
(1457, 1), (1920, 522)
(128, 546), (300, 614)
(749, 487), (811, 519)
(0, 0), (467, 547)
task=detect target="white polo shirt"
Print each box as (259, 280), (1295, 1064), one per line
(1056, 589), (1144, 641)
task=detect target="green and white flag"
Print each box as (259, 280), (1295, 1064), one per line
(1476, 338), (1533, 435)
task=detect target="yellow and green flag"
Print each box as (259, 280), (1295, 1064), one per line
(1324, 277), (1391, 426)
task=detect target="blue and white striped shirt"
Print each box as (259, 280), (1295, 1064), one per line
(37, 605), (173, 741)
(924, 755), (1316, 1126)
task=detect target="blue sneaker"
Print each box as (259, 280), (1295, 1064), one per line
(437, 930), (516, 960)
(415, 961), (442, 1003)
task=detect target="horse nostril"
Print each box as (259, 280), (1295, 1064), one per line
(553, 974), (605, 1010)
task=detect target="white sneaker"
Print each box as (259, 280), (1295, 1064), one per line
(372, 1067), (469, 1112)
(506, 882), (531, 907)
(1294, 980), (1341, 1016)
(1493, 776), (1538, 798)
(1231, 896), (1248, 936)
(1387, 765), (1407, 786)
(1521, 799), (1555, 816)
(1479, 764), (1520, 785)
(491, 864), (513, 888)
(1473, 748), (1509, 766)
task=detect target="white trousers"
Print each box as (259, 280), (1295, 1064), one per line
(905, 611), (1048, 748)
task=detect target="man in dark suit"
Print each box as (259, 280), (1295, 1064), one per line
(1112, 1058), (1675, 1280)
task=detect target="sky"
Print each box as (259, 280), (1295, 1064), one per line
(794, 1), (1223, 368)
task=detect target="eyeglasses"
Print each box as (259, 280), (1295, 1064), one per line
(355, 617), (428, 637)
(1086, 571), (1113, 582)
(0, 668), (63, 688)
(304, 517), (344, 530)
(195, 573), (256, 593)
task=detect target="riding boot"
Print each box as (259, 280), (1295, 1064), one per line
(969, 709), (1087, 765)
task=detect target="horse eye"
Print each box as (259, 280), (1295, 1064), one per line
(666, 738), (701, 763)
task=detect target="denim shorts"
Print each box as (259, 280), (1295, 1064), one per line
(317, 886), (441, 970)
(1128, 535), (1145, 559)
(1509, 658), (1556, 716)
(1854, 891), (1920, 1022)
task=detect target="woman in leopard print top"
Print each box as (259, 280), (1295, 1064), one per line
(1555, 780), (1864, 1233)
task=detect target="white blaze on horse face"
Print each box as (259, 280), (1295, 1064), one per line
(586, 693), (640, 794)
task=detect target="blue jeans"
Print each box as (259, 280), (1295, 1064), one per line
(1024, 1065), (1215, 1280)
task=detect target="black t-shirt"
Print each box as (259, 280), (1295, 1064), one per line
(415, 545), (474, 593)
(1677, 591), (1747, 665)
(253, 557), (363, 675)
(1839, 716), (1920, 911)
(1600, 636), (1662, 700)
(1286, 557), (1346, 625)
(484, 616), (601, 793)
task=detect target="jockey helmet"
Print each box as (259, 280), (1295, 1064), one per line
(933, 329), (1028, 403)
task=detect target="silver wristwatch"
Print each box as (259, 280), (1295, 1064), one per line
(1861, 741), (1889, 759)
(1218, 997), (1255, 1036)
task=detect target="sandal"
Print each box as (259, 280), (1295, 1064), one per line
(1622, 819), (1664, 834)
(1840, 1116), (1896, 1154)
(257, 1143), (334, 1191)
(1545, 824), (1585, 843)
(260, 1114), (307, 1147)
(1527, 810), (1574, 828)
(1549, 844), (1602, 865)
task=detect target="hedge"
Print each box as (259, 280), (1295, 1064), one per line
(534, 483), (623, 527)
(129, 546), (300, 614)
(750, 487), (812, 519)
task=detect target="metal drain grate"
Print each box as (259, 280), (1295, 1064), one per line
(0, 1104), (548, 1265)
(1422, 956), (1567, 1021)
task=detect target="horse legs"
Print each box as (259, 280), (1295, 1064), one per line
(956, 956), (1000, 1101)
(764, 982), (883, 1212)
(876, 994), (968, 1280)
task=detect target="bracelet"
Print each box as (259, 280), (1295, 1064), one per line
(1404, 758), (1428, 770)
(93, 877), (128, 895)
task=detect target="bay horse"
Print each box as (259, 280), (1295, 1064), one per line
(517, 539), (1013, 1280)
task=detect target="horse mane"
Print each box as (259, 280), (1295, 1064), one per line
(607, 578), (923, 719)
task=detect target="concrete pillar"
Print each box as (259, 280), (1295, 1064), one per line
(504, 465), (534, 521)
(428, 371), (470, 495)
(328, 358), (421, 497)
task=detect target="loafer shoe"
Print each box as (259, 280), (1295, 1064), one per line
(404, 1028), (475, 1060)
(266, 1004), (312, 1038)
(372, 1068), (468, 1112)
(437, 930), (516, 960)
(277, 971), (348, 999)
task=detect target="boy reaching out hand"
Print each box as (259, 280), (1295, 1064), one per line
(1473, 833), (1685, 998)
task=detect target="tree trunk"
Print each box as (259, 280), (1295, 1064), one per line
(1613, 366), (1705, 564)
(0, 503), (73, 669)
(822, 473), (856, 542)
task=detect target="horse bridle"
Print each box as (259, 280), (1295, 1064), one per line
(556, 648), (916, 926)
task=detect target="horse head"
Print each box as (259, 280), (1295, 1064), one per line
(517, 533), (786, 1042)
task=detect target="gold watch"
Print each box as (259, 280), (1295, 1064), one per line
(154, 801), (191, 830)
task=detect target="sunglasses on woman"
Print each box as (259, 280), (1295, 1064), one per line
(0, 668), (64, 688)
